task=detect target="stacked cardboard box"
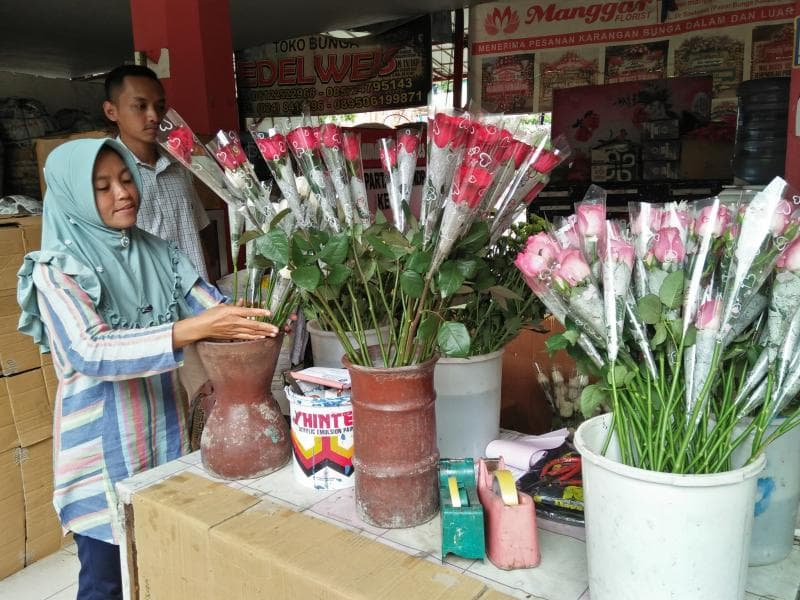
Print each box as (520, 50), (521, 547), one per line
(130, 473), (511, 600)
(0, 216), (65, 580)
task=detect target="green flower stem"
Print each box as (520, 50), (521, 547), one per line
(309, 296), (359, 363)
(350, 249), (389, 365)
(400, 276), (432, 366)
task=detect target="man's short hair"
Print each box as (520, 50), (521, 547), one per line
(104, 65), (162, 101)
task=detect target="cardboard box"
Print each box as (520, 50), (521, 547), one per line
(34, 130), (109, 197)
(0, 289), (41, 377)
(18, 439), (61, 564)
(5, 369), (52, 448)
(642, 140), (680, 162)
(679, 140), (734, 180)
(0, 448), (25, 580)
(131, 473), (510, 600)
(0, 215), (41, 292)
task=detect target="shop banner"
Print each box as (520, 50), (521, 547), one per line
(236, 17), (431, 118)
(469, 0), (795, 113)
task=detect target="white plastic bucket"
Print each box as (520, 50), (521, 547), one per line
(733, 418), (800, 565)
(434, 349), (504, 459)
(575, 413), (766, 600)
(307, 320), (390, 368)
(286, 387), (354, 490)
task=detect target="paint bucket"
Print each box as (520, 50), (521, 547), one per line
(286, 387), (354, 490)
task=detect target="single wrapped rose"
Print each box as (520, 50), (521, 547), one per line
(467, 123), (502, 153)
(287, 126), (319, 153)
(662, 206), (691, 231)
(777, 237), (800, 272)
(533, 149), (561, 174)
(771, 199), (792, 236)
(320, 123), (342, 149)
(630, 205), (662, 236)
(515, 236), (557, 279)
(576, 203), (605, 237)
(342, 131), (361, 162)
(609, 237), (635, 269)
(554, 248), (591, 287)
(397, 129), (421, 154)
(696, 299), (722, 330)
(492, 128), (515, 159)
(525, 231), (560, 264)
(696, 204), (731, 238)
(653, 227), (685, 264)
(431, 112), (469, 149)
(451, 164), (493, 209)
(503, 140), (532, 169)
(379, 142), (397, 170)
(255, 133), (288, 161)
(215, 143), (246, 171)
(166, 126), (194, 163)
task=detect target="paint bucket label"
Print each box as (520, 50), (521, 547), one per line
(286, 387), (354, 490)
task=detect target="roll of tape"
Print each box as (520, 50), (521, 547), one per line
(448, 476), (462, 508)
(492, 469), (518, 506)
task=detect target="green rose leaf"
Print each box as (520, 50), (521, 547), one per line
(545, 333), (569, 353)
(270, 207), (292, 230)
(360, 258), (377, 282)
(407, 250), (432, 273)
(437, 261), (466, 298)
(417, 314), (439, 342)
(562, 329), (579, 345)
(487, 285), (523, 302)
(291, 265), (322, 291)
(318, 233), (350, 265)
(651, 322), (667, 348)
(325, 264), (352, 287)
(437, 321), (471, 358)
(454, 259), (480, 279)
(256, 229), (290, 268)
(683, 324), (697, 347)
(580, 384), (609, 418)
(659, 270), (685, 309)
(637, 294), (662, 325)
(606, 364), (628, 386)
(238, 229), (262, 245)
(400, 270), (425, 298)
(456, 222), (490, 254)
(373, 208), (388, 225)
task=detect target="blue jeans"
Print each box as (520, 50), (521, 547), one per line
(74, 534), (122, 600)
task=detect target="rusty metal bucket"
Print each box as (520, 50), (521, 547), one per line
(343, 353), (440, 528)
(196, 335), (290, 480)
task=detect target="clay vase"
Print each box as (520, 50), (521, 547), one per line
(343, 352), (440, 528)
(196, 335), (290, 480)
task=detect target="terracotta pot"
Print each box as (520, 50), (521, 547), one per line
(196, 335), (290, 479)
(343, 353), (440, 528)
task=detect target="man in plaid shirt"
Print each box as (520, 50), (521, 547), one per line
(102, 65), (210, 280)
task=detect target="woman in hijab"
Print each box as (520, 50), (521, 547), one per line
(17, 138), (276, 600)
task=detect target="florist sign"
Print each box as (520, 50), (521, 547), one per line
(236, 17), (431, 117)
(470, 0), (795, 112)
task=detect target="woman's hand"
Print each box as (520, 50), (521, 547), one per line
(172, 305), (280, 349)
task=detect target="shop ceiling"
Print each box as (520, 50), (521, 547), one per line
(0, 0), (483, 79)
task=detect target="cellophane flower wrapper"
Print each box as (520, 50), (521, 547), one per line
(158, 109), (256, 262)
(575, 185), (607, 281)
(341, 130), (371, 226)
(601, 221), (634, 362)
(206, 130), (282, 233)
(378, 137), (405, 232)
(681, 197), (732, 412)
(319, 123), (357, 228)
(489, 135), (570, 244)
(286, 124), (341, 233)
(474, 122), (522, 217)
(422, 108), (471, 247)
(396, 126), (423, 226)
(250, 127), (311, 229)
(515, 233), (605, 367)
(267, 267), (295, 317)
(718, 178), (800, 348)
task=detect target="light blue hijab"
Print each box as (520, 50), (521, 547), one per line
(17, 138), (199, 351)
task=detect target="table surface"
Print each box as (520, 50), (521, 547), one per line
(116, 451), (800, 600)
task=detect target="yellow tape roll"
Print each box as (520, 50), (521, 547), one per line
(492, 469), (519, 506)
(447, 476), (462, 508)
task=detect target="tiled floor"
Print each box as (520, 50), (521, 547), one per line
(0, 542), (79, 600)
